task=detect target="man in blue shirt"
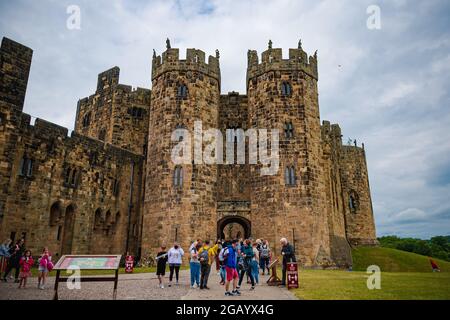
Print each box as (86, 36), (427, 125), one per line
(224, 240), (241, 296)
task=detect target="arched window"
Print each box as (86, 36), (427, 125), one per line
(94, 209), (102, 230)
(281, 81), (292, 96)
(70, 169), (77, 186)
(64, 167), (72, 185)
(284, 122), (294, 138)
(98, 129), (106, 141)
(349, 192), (359, 212)
(82, 113), (91, 128)
(49, 201), (62, 227)
(177, 84), (188, 98)
(173, 166), (183, 187)
(112, 179), (120, 196)
(285, 166), (296, 186)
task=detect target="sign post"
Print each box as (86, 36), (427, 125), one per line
(286, 262), (299, 289)
(266, 258), (282, 286)
(53, 255), (121, 300)
(125, 255), (134, 273)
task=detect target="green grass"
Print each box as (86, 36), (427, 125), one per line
(352, 246), (450, 272)
(293, 270), (450, 300)
(293, 247), (450, 299)
(30, 265), (189, 277)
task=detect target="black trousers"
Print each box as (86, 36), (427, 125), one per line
(238, 264), (255, 287)
(281, 263), (287, 285)
(200, 263), (211, 288)
(3, 260), (20, 280)
(169, 264), (180, 282)
(260, 257), (270, 273)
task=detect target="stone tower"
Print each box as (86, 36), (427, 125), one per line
(340, 144), (377, 246)
(141, 43), (221, 255)
(74, 66), (151, 155)
(246, 41), (331, 266)
(0, 37), (33, 111)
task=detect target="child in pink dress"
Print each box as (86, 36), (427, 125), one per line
(38, 247), (52, 290)
(18, 250), (34, 289)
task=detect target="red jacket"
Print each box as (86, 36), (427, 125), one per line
(20, 256), (34, 272)
(430, 259), (439, 269)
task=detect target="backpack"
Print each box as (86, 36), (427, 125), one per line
(260, 245), (269, 258)
(199, 248), (209, 265)
(219, 247), (229, 263)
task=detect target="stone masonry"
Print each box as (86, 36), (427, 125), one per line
(0, 37), (377, 267)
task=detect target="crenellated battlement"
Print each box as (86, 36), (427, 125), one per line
(151, 45), (220, 83)
(2, 104), (143, 161)
(115, 85), (151, 105)
(321, 120), (342, 144)
(247, 41), (318, 83)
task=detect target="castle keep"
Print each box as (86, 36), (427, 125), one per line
(0, 37), (377, 267)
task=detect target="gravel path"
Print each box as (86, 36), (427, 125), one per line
(0, 270), (297, 300)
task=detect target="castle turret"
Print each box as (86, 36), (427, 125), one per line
(0, 37), (33, 111)
(246, 40), (331, 266)
(340, 143), (378, 246)
(74, 67), (151, 155)
(142, 41), (220, 255)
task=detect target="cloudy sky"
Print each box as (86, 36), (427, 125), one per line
(1, 0), (449, 239)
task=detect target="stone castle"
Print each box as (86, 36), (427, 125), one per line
(0, 37), (377, 267)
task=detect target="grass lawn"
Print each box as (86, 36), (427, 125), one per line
(30, 265), (189, 277)
(293, 247), (450, 300)
(293, 270), (450, 300)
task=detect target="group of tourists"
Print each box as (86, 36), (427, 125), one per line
(155, 237), (296, 296)
(1, 235), (297, 296)
(0, 238), (54, 289)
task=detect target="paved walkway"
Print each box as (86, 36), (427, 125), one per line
(0, 270), (297, 300)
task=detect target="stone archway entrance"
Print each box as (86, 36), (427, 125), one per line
(217, 215), (251, 240)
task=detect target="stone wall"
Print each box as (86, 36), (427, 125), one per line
(0, 102), (144, 258)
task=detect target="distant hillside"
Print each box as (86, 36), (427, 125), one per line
(352, 246), (450, 272)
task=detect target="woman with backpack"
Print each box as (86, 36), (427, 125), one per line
(189, 242), (201, 288)
(218, 240), (229, 285)
(259, 239), (271, 275)
(237, 239), (255, 290)
(198, 240), (219, 289)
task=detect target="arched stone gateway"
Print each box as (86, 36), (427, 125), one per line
(217, 216), (251, 240)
